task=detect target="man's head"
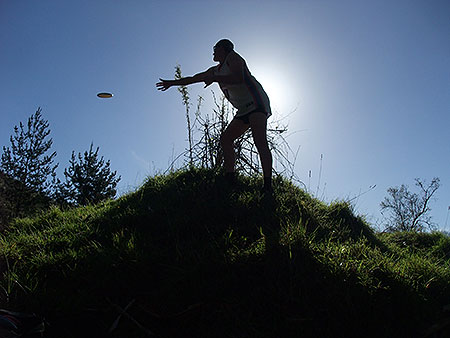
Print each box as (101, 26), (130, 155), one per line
(213, 39), (234, 62)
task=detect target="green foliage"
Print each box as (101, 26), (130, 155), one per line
(0, 108), (57, 223)
(1, 107), (58, 195)
(57, 142), (121, 206)
(0, 168), (449, 337)
(0, 171), (49, 230)
(0, 109), (121, 227)
(379, 231), (450, 261)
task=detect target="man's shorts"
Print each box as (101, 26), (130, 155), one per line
(234, 109), (269, 125)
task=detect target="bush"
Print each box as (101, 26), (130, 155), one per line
(0, 171), (50, 230)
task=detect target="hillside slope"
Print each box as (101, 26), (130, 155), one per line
(1, 168), (449, 337)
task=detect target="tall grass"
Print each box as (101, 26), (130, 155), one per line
(0, 168), (449, 337)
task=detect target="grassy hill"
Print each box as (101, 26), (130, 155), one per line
(1, 168), (450, 337)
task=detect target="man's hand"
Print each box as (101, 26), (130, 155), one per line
(156, 79), (174, 91)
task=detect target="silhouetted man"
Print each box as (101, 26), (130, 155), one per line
(157, 39), (273, 192)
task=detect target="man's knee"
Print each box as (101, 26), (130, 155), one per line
(220, 132), (231, 148)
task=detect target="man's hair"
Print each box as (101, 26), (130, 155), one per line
(215, 39), (234, 53)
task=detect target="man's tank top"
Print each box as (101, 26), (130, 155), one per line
(213, 52), (271, 117)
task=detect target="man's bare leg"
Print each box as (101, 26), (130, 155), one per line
(220, 118), (249, 174)
(249, 112), (273, 190)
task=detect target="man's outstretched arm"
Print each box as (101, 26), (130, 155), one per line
(156, 68), (214, 91)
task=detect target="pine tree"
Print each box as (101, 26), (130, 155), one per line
(1, 107), (58, 195)
(61, 143), (121, 206)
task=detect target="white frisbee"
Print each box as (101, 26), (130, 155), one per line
(97, 92), (113, 98)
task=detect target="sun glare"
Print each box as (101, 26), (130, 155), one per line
(252, 66), (294, 115)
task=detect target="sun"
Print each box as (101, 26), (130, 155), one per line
(252, 65), (292, 115)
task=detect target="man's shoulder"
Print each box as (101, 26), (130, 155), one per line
(226, 51), (245, 68)
(227, 51), (244, 62)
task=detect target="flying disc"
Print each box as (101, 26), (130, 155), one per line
(97, 92), (113, 98)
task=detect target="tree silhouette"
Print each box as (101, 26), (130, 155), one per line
(381, 177), (440, 232)
(1, 107), (58, 195)
(59, 143), (121, 206)
(1, 108), (57, 222)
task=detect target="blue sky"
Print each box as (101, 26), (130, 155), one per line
(1, 0), (449, 230)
